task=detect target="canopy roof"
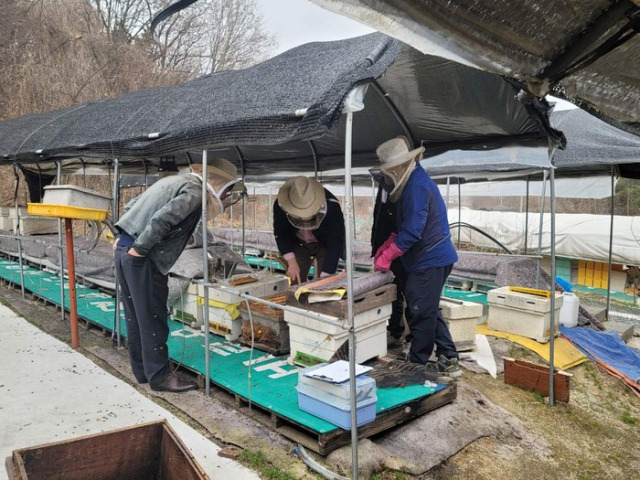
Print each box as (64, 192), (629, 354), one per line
(312, 0), (640, 136)
(0, 33), (560, 177)
(424, 108), (640, 180)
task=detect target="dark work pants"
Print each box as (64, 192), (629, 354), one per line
(114, 246), (170, 385)
(404, 264), (458, 364)
(388, 259), (410, 339)
(293, 241), (327, 283)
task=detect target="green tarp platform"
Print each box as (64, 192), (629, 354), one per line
(0, 257), (446, 435)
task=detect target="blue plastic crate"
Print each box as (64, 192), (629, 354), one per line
(297, 389), (377, 430)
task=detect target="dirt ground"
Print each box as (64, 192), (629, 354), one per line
(1, 282), (639, 480)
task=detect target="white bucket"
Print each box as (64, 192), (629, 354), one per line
(559, 292), (580, 328)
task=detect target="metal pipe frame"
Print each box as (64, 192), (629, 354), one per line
(112, 159), (122, 347)
(56, 161), (65, 321)
(12, 165), (26, 298)
(202, 150), (212, 395)
(548, 165), (557, 406)
(606, 166), (615, 320)
(234, 146), (247, 257)
(524, 176), (530, 255)
(343, 110), (359, 480)
(535, 170), (548, 289)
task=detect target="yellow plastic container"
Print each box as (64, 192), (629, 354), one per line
(27, 203), (107, 221)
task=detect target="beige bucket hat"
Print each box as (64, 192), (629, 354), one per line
(376, 136), (425, 171)
(278, 176), (325, 219)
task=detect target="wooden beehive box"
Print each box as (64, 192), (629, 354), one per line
(5, 420), (208, 480)
(285, 283), (396, 318)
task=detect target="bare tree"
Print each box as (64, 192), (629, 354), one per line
(84, 0), (154, 42)
(146, 0), (277, 75)
(199, 0), (277, 73)
(0, 0), (186, 119)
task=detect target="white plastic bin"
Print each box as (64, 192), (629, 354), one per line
(559, 292), (580, 328)
(296, 364), (377, 430)
(42, 185), (112, 210)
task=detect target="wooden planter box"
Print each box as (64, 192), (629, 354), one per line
(5, 420), (208, 480)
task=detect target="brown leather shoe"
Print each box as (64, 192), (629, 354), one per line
(150, 373), (198, 392)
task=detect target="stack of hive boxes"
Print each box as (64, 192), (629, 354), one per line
(239, 291), (289, 355)
(487, 286), (564, 343)
(439, 297), (484, 351)
(172, 274), (290, 342)
(296, 363), (377, 430)
(284, 283), (396, 366)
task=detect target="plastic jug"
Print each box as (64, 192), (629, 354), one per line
(559, 292), (579, 328)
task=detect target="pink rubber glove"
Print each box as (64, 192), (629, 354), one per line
(374, 242), (403, 272)
(374, 233), (397, 260)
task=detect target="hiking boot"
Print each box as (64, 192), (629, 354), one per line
(425, 354), (462, 379)
(401, 340), (412, 362)
(387, 331), (403, 349)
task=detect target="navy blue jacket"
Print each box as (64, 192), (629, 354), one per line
(394, 166), (458, 272)
(273, 189), (345, 274)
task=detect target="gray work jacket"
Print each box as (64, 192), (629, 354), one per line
(115, 175), (203, 275)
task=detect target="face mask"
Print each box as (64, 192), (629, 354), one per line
(190, 172), (244, 213)
(221, 185), (247, 209)
(286, 201), (327, 230)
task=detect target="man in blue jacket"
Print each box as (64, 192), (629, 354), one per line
(374, 137), (461, 377)
(273, 176), (345, 284)
(114, 157), (244, 392)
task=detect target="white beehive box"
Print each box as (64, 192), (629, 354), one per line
(487, 286), (564, 343)
(296, 364), (377, 430)
(285, 305), (391, 365)
(198, 297), (242, 341)
(42, 185), (112, 211)
(439, 297), (483, 352)
(171, 290), (200, 325)
(198, 274), (289, 304)
(0, 206), (58, 234)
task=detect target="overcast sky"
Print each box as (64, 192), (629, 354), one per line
(254, 0), (576, 111)
(255, 0), (373, 54)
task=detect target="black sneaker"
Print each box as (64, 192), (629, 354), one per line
(387, 332), (403, 349)
(425, 354), (462, 378)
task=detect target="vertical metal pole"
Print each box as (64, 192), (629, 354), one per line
(457, 178), (461, 247)
(241, 183), (246, 258)
(65, 218), (80, 349)
(606, 167), (615, 320)
(202, 150), (211, 395)
(548, 166), (557, 406)
(112, 159), (122, 347)
(268, 189), (273, 230)
(524, 176), (530, 255)
(13, 166), (25, 298)
(253, 186), (257, 232)
(536, 170), (548, 289)
(57, 162), (65, 321)
(344, 111), (358, 479)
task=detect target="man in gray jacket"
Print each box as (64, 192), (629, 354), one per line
(114, 158), (243, 392)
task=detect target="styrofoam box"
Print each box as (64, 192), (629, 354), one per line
(15, 216), (59, 235)
(440, 297), (483, 319)
(284, 303), (392, 335)
(297, 363), (377, 405)
(288, 317), (388, 365)
(297, 390), (376, 430)
(203, 316), (242, 341)
(171, 291), (200, 324)
(440, 298), (483, 352)
(487, 286), (564, 343)
(297, 365), (377, 430)
(197, 274), (289, 304)
(0, 207), (57, 234)
(42, 185), (112, 211)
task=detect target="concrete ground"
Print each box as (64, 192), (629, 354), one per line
(0, 303), (259, 480)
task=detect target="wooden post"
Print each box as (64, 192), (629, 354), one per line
(64, 218), (79, 349)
